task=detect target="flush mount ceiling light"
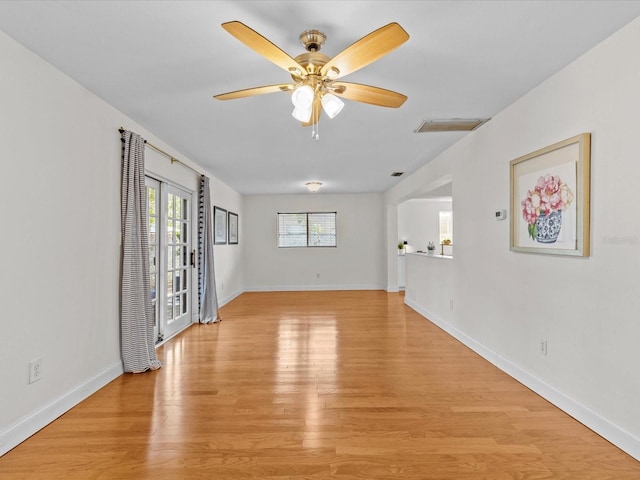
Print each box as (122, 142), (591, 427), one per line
(415, 118), (491, 133)
(214, 21), (409, 140)
(305, 181), (323, 193)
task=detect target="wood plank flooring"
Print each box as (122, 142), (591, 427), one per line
(1, 291), (639, 479)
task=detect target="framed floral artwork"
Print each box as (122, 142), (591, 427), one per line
(510, 133), (591, 256)
(214, 206), (227, 245)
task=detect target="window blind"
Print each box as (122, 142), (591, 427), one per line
(277, 212), (337, 247)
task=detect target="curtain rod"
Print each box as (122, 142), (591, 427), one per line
(119, 127), (202, 177)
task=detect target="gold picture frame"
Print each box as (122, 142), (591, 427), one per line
(510, 133), (591, 256)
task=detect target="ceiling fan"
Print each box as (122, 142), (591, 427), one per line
(214, 21), (409, 139)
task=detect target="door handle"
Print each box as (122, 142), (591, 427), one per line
(190, 249), (196, 267)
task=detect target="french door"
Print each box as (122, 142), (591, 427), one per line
(146, 177), (194, 344)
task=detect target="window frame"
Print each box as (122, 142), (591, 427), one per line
(277, 212), (337, 248)
(439, 210), (453, 244)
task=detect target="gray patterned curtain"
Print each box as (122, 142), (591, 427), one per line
(198, 175), (220, 323)
(120, 130), (162, 372)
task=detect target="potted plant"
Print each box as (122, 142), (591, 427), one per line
(398, 241), (405, 255)
(427, 242), (435, 255)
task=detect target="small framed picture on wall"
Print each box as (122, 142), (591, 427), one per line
(214, 206), (227, 245)
(228, 211), (238, 245)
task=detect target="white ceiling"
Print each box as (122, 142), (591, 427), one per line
(1, 1), (639, 195)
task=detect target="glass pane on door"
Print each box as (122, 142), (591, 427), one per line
(145, 178), (160, 343)
(165, 186), (191, 333)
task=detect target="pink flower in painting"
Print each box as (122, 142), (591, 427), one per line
(520, 174), (573, 226)
(521, 191), (540, 225)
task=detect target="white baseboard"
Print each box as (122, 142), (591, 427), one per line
(218, 288), (243, 307)
(404, 298), (640, 462)
(0, 361), (123, 457)
(245, 284), (385, 292)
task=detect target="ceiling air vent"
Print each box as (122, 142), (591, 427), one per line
(415, 118), (490, 133)
(391, 171), (404, 177)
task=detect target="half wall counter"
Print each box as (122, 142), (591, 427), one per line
(404, 253), (453, 324)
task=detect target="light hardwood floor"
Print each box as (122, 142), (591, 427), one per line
(1, 291), (639, 479)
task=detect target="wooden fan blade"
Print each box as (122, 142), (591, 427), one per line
(331, 82), (407, 108)
(214, 84), (294, 100)
(302, 98), (322, 127)
(321, 23), (409, 79)
(222, 21), (306, 75)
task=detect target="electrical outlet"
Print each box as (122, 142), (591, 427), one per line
(29, 358), (42, 384)
(539, 340), (548, 356)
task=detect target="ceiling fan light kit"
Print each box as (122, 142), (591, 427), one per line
(321, 93), (344, 119)
(291, 84), (314, 108)
(214, 21), (409, 140)
(292, 105), (312, 123)
(291, 84), (314, 122)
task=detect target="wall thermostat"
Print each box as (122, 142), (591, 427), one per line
(495, 209), (507, 220)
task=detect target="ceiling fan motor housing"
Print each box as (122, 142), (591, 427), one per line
(292, 52), (330, 79)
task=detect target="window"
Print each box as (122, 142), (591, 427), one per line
(439, 211), (453, 244)
(278, 212), (337, 247)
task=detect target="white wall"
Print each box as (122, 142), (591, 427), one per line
(0, 30), (242, 455)
(243, 193), (385, 291)
(386, 17), (640, 459)
(398, 199), (452, 253)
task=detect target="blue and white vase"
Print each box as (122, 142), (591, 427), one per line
(536, 210), (562, 243)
